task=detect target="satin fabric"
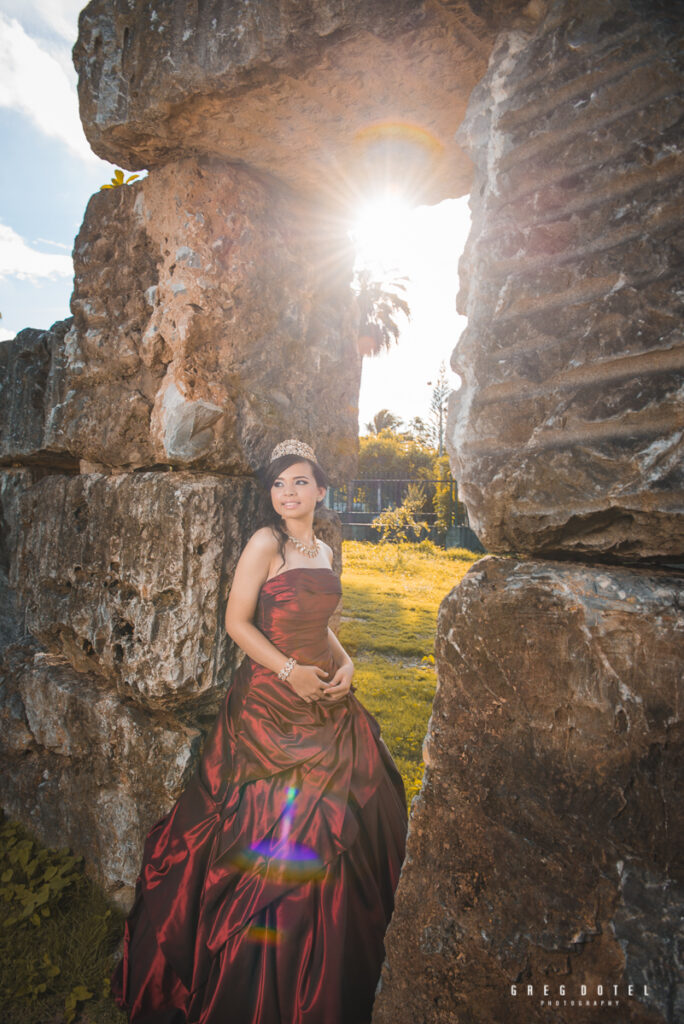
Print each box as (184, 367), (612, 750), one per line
(111, 566), (408, 1024)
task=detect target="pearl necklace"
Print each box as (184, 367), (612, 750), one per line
(285, 532), (319, 558)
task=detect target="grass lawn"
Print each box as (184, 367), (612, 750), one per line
(1, 538), (481, 1022)
(338, 539), (480, 806)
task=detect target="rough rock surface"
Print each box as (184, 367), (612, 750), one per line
(72, 0), (521, 204)
(45, 158), (360, 478)
(373, 554), (683, 1024)
(0, 640), (201, 909)
(0, 321), (76, 469)
(1, 469), (343, 905)
(11, 470), (260, 713)
(0, 469), (35, 650)
(448, 0), (684, 562)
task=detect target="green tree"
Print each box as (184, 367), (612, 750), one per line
(358, 432), (437, 480)
(403, 416), (432, 447)
(433, 453), (456, 536)
(427, 361), (451, 455)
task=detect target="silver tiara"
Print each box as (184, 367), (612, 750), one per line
(269, 438), (317, 463)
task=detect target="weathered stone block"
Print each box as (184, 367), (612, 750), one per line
(0, 640), (37, 756)
(373, 554), (683, 1024)
(12, 470), (260, 712)
(0, 470), (31, 650)
(0, 321), (76, 469)
(0, 642), (201, 908)
(72, 0), (511, 203)
(49, 158), (360, 476)
(0, 468), (60, 654)
(448, 0), (684, 561)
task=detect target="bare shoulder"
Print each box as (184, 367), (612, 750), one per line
(226, 528), (279, 628)
(234, 527), (279, 579)
(230, 527), (279, 602)
(319, 538), (334, 567)
(245, 526), (280, 555)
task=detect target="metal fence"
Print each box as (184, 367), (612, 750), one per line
(325, 478), (484, 550)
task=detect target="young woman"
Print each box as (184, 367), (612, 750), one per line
(112, 438), (408, 1024)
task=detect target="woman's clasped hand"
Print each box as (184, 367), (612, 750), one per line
(285, 660), (354, 703)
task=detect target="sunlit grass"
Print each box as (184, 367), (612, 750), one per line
(340, 538), (481, 804)
(353, 654), (437, 803)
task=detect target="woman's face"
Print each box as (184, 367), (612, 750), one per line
(271, 461), (327, 521)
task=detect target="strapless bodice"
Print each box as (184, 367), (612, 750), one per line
(256, 566), (342, 668)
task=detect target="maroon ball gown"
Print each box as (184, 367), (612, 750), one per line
(111, 565), (408, 1024)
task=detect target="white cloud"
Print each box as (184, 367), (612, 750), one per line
(0, 327), (16, 342)
(0, 13), (97, 163)
(0, 0), (85, 45)
(33, 237), (72, 250)
(0, 221), (73, 282)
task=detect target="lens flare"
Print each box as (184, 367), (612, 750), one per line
(228, 784), (326, 884)
(353, 119), (444, 159)
(246, 924), (284, 946)
(350, 118), (446, 216)
(229, 837), (325, 884)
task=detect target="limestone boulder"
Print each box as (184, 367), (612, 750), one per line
(71, 0), (518, 204)
(48, 158), (359, 477)
(448, 0), (684, 562)
(12, 470), (260, 712)
(0, 642), (201, 909)
(373, 554), (683, 1024)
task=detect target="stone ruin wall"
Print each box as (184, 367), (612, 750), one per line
(0, 0), (682, 1022)
(372, 2), (684, 1023)
(0, 0), (504, 911)
(0, 161), (358, 904)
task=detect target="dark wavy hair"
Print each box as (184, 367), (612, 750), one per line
(258, 454), (331, 573)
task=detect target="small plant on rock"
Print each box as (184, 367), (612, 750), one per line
(100, 169), (140, 190)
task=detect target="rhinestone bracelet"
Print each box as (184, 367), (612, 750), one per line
(277, 657), (296, 682)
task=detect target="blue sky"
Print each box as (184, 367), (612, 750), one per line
(0, 1), (119, 338)
(0, 0), (469, 431)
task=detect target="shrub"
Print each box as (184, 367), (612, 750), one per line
(371, 483), (430, 543)
(0, 814), (126, 1024)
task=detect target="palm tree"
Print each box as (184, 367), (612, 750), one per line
(365, 409), (404, 435)
(404, 416), (433, 447)
(352, 268), (411, 357)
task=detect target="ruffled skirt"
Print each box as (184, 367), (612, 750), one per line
(111, 658), (408, 1024)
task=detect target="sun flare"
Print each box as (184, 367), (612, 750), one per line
(350, 193), (415, 275)
(349, 194), (472, 432)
